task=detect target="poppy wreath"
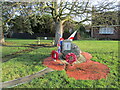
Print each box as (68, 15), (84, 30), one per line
(66, 53), (77, 64)
(51, 50), (59, 60)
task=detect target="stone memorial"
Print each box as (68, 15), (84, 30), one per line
(50, 31), (88, 65)
(59, 39), (86, 64)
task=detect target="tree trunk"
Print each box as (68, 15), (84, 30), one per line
(0, 32), (5, 43)
(54, 21), (63, 46)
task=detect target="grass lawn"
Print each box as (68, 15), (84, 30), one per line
(2, 39), (119, 88)
(2, 38), (36, 57)
(2, 47), (30, 57)
(2, 38), (57, 82)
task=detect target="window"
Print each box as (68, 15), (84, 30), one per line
(99, 27), (114, 34)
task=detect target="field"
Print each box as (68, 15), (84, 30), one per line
(2, 39), (119, 88)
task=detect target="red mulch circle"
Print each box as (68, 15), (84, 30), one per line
(66, 61), (110, 80)
(43, 52), (110, 80)
(43, 57), (65, 70)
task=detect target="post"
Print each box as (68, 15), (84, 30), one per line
(37, 37), (41, 45)
(52, 37), (55, 46)
(91, 26), (94, 38)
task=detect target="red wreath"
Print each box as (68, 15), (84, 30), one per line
(66, 53), (77, 64)
(51, 50), (59, 60)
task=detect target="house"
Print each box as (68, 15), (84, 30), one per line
(91, 9), (120, 40)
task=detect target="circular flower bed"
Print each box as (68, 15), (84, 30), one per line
(43, 52), (110, 80)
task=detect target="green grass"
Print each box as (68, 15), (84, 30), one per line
(73, 40), (118, 53)
(2, 47), (30, 57)
(5, 38), (53, 46)
(2, 39), (119, 88)
(2, 38), (57, 82)
(2, 47), (56, 82)
(14, 70), (119, 88)
(2, 38), (53, 57)
(4, 38), (37, 45)
(2, 38), (36, 57)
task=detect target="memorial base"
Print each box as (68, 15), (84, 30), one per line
(43, 52), (110, 80)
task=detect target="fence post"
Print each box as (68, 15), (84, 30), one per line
(37, 37), (41, 44)
(52, 37), (55, 45)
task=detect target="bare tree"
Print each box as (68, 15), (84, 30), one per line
(1, 0), (116, 44)
(1, 1), (44, 43)
(92, 0), (118, 26)
(43, 0), (90, 45)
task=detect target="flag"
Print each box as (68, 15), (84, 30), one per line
(68, 30), (77, 41)
(57, 46), (61, 53)
(57, 33), (64, 53)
